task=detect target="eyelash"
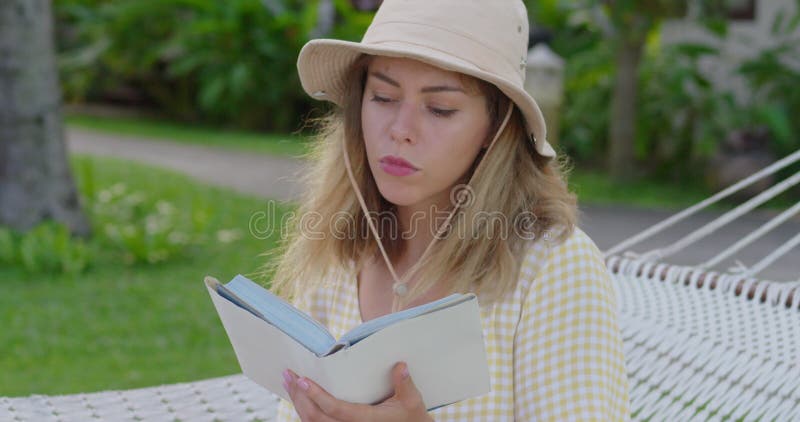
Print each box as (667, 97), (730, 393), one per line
(370, 95), (456, 118)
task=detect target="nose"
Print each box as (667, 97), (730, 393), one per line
(388, 101), (418, 145)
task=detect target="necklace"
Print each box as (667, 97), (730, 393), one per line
(392, 281), (408, 296)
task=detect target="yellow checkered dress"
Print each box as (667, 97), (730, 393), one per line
(276, 227), (631, 421)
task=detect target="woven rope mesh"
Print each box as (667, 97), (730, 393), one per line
(610, 256), (800, 421)
(1, 375), (278, 422)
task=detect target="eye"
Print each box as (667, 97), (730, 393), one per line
(370, 94), (393, 103)
(429, 107), (456, 118)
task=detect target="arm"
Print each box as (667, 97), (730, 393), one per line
(513, 231), (631, 421)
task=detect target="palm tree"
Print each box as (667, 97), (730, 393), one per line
(0, 0), (89, 236)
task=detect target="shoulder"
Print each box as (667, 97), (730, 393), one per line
(540, 226), (607, 275)
(512, 227), (631, 421)
(518, 226), (617, 306)
(519, 226), (606, 277)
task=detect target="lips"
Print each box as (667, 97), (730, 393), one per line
(379, 155), (419, 176)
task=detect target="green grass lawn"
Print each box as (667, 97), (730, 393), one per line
(0, 155), (294, 396)
(568, 168), (711, 210)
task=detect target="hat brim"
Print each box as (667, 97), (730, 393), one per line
(297, 39), (555, 158)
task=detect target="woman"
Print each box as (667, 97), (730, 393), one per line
(271, 0), (630, 420)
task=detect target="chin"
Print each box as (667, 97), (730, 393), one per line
(374, 180), (420, 207)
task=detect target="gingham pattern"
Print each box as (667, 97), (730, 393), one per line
(276, 228), (631, 421)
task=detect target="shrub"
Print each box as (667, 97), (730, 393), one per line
(91, 183), (210, 265)
(0, 181), (222, 274)
(0, 223), (92, 275)
(635, 42), (743, 181)
(55, 0), (376, 132)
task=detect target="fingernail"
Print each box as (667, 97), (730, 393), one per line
(282, 379), (290, 392)
(401, 365), (410, 379)
(297, 378), (310, 391)
(282, 369), (292, 384)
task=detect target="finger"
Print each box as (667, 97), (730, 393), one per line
(283, 370), (316, 417)
(390, 362), (426, 410)
(298, 376), (372, 421)
(284, 370), (339, 422)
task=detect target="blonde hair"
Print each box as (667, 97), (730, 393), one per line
(267, 54), (578, 306)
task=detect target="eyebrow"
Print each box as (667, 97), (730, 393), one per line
(369, 71), (465, 94)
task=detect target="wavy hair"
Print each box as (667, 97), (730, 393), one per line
(267, 54), (578, 306)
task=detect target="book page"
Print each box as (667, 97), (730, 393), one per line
(336, 293), (474, 350)
(316, 295), (491, 408)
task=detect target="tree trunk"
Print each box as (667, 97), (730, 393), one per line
(0, 0), (90, 235)
(607, 35), (645, 181)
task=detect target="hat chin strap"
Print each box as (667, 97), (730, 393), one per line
(343, 101), (515, 312)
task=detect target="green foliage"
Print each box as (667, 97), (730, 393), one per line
(329, 0), (375, 40)
(736, 40), (800, 158)
(0, 184), (209, 274)
(560, 41), (613, 163)
(55, 0), (321, 131)
(0, 228), (14, 264)
(54, 0), (382, 131)
(0, 223), (92, 275)
(91, 183), (210, 265)
(0, 163), (225, 274)
(532, 0), (799, 182)
(526, 0), (607, 58)
(635, 41), (740, 180)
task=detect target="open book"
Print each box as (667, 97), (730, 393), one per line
(205, 274), (491, 410)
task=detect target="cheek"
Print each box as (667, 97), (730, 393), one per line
(442, 116), (489, 162)
(425, 124), (487, 183)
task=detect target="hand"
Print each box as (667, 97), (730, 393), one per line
(283, 362), (433, 422)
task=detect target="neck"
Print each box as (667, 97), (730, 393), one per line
(393, 193), (454, 271)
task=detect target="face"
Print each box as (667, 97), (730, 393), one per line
(361, 56), (492, 210)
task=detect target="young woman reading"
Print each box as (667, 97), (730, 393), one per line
(269, 1), (631, 420)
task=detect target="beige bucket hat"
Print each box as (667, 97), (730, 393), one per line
(296, 0), (556, 158)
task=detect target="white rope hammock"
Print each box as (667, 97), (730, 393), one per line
(604, 149), (800, 420)
(2, 152), (799, 421)
(609, 257), (800, 421)
(0, 375), (278, 422)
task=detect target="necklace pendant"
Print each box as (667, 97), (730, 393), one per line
(392, 282), (408, 296)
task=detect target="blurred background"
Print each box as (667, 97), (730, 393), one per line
(1, 0), (798, 398)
